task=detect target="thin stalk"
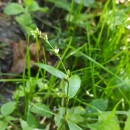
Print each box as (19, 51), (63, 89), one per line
(86, 21), (96, 98)
(64, 80), (69, 116)
(56, 37), (72, 69)
(35, 36), (40, 62)
(23, 34), (29, 119)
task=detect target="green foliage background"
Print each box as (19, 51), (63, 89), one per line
(1, 0), (130, 129)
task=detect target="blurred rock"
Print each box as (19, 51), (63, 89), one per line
(0, 14), (24, 104)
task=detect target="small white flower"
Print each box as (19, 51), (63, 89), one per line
(125, 25), (130, 30)
(127, 38), (130, 42)
(30, 28), (41, 38)
(126, 17), (130, 21)
(54, 48), (59, 54)
(86, 91), (94, 97)
(43, 34), (48, 41)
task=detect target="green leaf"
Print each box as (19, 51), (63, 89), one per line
(4, 3), (24, 15)
(66, 106), (85, 124)
(70, 106), (85, 115)
(75, 0), (95, 7)
(20, 119), (33, 130)
(86, 99), (108, 113)
(88, 112), (120, 130)
(20, 119), (44, 130)
(65, 75), (81, 98)
(67, 121), (83, 130)
(5, 115), (16, 121)
(23, 0), (34, 6)
(0, 121), (8, 130)
(46, 0), (70, 11)
(30, 103), (52, 118)
(39, 7), (49, 13)
(16, 13), (33, 26)
(54, 107), (65, 128)
(35, 63), (66, 79)
(27, 112), (38, 128)
(15, 13), (36, 31)
(27, 1), (40, 12)
(55, 107), (84, 129)
(67, 113), (84, 123)
(1, 101), (16, 116)
(124, 110), (130, 130)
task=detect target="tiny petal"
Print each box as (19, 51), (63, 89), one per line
(44, 35), (48, 41)
(54, 48), (59, 54)
(30, 28), (41, 38)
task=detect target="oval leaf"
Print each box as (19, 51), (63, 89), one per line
(88, 113), (120, 130)
(124, 110), (130, 130)
(35, 63), (66, 79)
(27, 1), (40, 12)
(16, 13), (33, 26)
(4, 3), (24, 15)
(27, 112), (38, 128)
(54, 107), (66, 128)
(20, 119), (32, 130)
(23, 0), (34, 6)
(0, 121), (8, 130)
(47, 0), (70, 11)
(66, 75), (81, 98)
(30, 103), (52, 118)
(67, 121), (83, 130)
(86, 99), (108, 113)
(1, 101), (16, 116)
(67, 113), (84, 123)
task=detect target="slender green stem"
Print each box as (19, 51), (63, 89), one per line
(23, 34), (30, 119)
(56, 37), (72, 69)
(65, 80), (69, 116)
(36, 36), (40, 62)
